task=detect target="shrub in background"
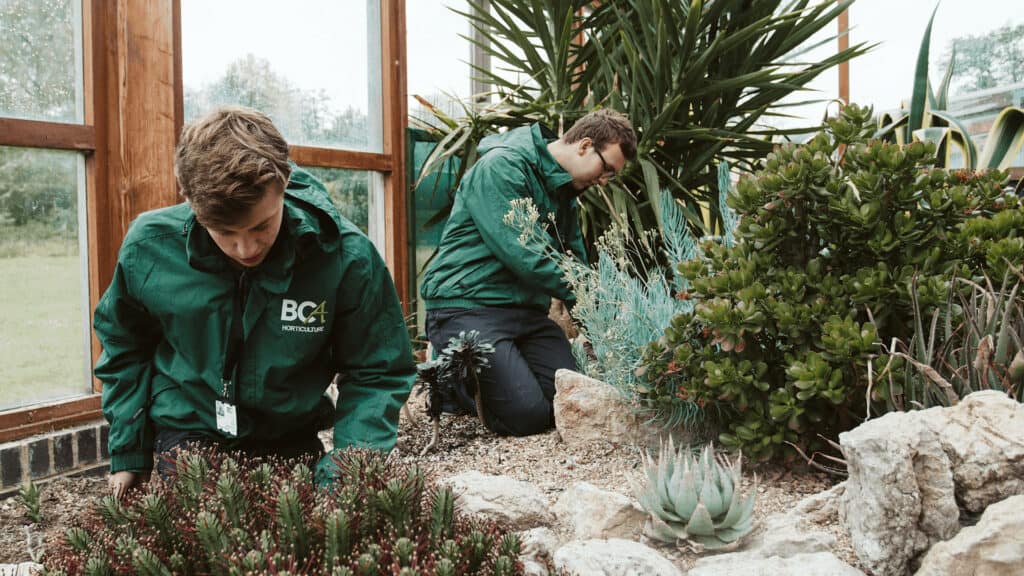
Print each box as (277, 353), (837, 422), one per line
(640, 103), (1022, 460)
(884, 274), (1024, 410)
(45, 449), (523, 576)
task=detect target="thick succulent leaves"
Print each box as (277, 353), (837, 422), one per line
(692, 533), (734, 549)
(720, 489), (756, 531)
(936, 44), (956, 110)
(684, 502), (716, 537)
(909, 4), (940, 135)
(672, 465), (700, 521)
(711, 519), (755, 545)
(639, 488), (680, 523)
(667, 453), (690, 514)
(656, 447), (675, 511)
(699, 462), (726, 519)
(977, 106), (1024, 170)
(927, 110), (979, 168)
(716, 458), (735, 513)
(647, 514), (688, 544)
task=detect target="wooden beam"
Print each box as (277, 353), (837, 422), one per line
(0, 396), (102, 444)
(0, 118), (95, 151)
(172, 0), (183, 145)
(85, 0), (108, 391)
(90, 0), (179, 300)
(289, 145), (393, 172)
(381, 0), (410, 313)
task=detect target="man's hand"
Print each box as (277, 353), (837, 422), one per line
(109, 470), (150, 499)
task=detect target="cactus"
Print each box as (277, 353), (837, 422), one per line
(637, 439), (756, 549)
(47, 448), (520, 575)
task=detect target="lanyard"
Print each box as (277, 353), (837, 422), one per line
(220, 271), (248, 403)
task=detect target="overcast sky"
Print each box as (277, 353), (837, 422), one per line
(181, 0), (1020, 124)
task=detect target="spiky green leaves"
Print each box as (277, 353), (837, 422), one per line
(47, 449), (519, 575)
(638, 440), (756, 549)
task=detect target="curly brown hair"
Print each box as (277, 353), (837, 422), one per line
(174, 106), (291, 229)
(563, 109), (637, 161)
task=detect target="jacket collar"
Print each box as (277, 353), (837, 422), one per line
(530, 123), (575, 193)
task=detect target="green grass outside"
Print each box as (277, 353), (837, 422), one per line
(0, 251), (91, 411)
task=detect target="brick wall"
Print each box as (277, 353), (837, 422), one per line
(0, 421), (108, 495)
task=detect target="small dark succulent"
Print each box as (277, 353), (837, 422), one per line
(416, 330), (495, 455)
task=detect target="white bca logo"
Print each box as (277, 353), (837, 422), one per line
(281, 299), (328, 324)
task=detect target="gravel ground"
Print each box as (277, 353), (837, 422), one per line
(392, 393), (865, 573)
(0, 394), (865, 573)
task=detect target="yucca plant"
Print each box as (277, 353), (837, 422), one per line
(637, 439), (756, 549)
(416, 0), (869, 253)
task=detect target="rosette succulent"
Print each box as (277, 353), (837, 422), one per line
(637, 440), (756, 549)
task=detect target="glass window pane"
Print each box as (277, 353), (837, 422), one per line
(0, 0), (84, 123)
(181, 0), (383, 152)
(0, 146), (89, 411)
(301, 167), (370, 236)
(407, 1), (472, 122)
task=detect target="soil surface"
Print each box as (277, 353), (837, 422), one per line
(0, 393), (864, 572)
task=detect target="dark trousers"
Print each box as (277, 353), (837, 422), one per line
(154, 427), (323, 479)
(425, 306), (576, 436)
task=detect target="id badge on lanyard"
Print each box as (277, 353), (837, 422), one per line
(219, 271), (247, 438)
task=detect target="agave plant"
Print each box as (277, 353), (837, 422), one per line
(637, 439), (756, 549)
(876, 4), (1024, 171)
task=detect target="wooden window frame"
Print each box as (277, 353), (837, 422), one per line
(0, 0), (408, 443)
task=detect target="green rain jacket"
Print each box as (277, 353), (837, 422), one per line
(421, 123), (587, 312)
(94, 166), (415, 482)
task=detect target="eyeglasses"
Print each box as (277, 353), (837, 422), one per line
(594, 146), (617, 179)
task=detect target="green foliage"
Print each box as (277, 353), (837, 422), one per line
(640, 103), (1021, 460)
(888, 275), (1024, 407)
(46, 449), (525, 575)
(18, 480), (43, 524)
(637, 440), (755, 549)
(501, 166), (742, 427)
(417, 0), (868, 253)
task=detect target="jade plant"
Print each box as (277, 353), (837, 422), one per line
(640, 103), (1023, 460)
(637, 440), (755, 549)
(45, 449), (523, 575)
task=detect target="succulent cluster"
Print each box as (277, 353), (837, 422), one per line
(640, 103), (1023, 459)
(637, 440), (755, 549)
(45, 449), (524, 575)
(417, 330), (495, 454)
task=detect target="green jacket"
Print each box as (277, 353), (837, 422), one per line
(94, 167), (415, 481)
(421, 124), (587, 312)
